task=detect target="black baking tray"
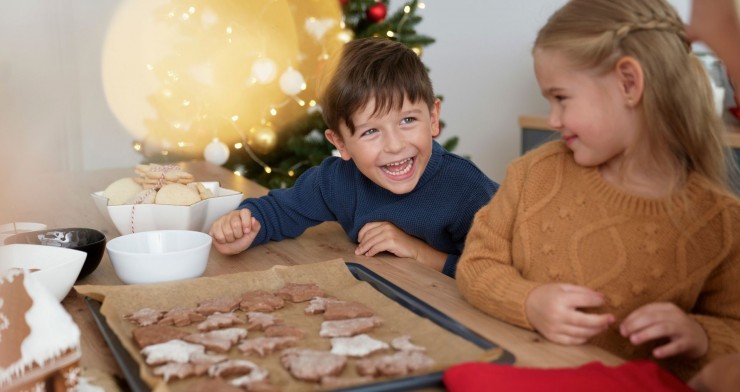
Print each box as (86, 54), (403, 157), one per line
(85, 262), (515, 392)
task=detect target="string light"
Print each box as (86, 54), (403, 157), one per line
(127, 0), (429, 187)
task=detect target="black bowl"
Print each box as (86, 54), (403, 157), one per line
(4, 227), (106, 280)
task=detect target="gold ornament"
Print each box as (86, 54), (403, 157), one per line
(248, 126), (277, 154)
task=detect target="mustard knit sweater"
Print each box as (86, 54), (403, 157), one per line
(457, 141), (740, 379)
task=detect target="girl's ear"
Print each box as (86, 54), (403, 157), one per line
(324, 129), (351, 161)
(615, 56), (645, 107)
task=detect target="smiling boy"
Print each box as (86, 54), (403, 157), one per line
(209, 38), (498, 277)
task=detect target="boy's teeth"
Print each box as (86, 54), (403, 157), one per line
(382, 158), (413, 175)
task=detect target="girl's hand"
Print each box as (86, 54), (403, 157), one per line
(209, 209), (261, 255)
(525, 283), (615, 345)
(688, 353), (740, 392)
(620, 302), (708, 359)
(355, 221), (446, 271)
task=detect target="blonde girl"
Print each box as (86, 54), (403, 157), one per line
(457, 0), (740, 380)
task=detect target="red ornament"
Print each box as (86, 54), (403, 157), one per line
(339, 0), (350, 5)
(367, 3), (387, 23)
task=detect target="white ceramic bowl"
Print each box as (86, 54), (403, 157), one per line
(0, 244), (86, 301)
(90, 182), (242, 236)
(0, 222), (48, 245)
(106, 230), (212, 285)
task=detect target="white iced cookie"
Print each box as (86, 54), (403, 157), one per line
(104, 177), (144, 206)
(155, 183), (201, 206)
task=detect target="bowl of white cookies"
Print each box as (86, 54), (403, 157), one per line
(91, 164), (243, 235)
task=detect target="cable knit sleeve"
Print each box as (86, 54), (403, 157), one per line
(456, 160), (541, 330)
(687, 202), (740, 372)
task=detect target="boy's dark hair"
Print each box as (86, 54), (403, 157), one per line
(319, 37), (435, 136)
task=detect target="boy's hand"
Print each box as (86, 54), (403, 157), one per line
(355, 221), (447, 272)
(620, 302), (708, 359)
(356, 221), (422, 259)
(208, 209), (261, 255)
(525, 283), (615, 345)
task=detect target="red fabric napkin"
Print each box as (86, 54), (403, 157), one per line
(443, 360), (693, 392)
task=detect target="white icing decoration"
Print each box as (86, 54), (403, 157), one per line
(0, 270), (80, 387)
(73, 376), (106, 392)
(141, 340), (205, 365)
(0, 297), (10, 344)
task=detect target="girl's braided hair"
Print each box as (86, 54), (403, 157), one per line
(536, 0), (734, 194)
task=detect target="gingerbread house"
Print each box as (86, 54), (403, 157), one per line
(0, 269), (81, 391)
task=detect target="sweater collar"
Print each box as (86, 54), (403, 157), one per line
(582, 164), (706, 215)
(414, 140), (443, 191)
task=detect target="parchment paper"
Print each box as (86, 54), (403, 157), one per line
(75, 259), (497, 391)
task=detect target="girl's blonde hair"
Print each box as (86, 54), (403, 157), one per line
(535, 0), (735, 194)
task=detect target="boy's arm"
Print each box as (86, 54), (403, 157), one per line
(355, 221), (447, 272)
(239, 164), (338, 247)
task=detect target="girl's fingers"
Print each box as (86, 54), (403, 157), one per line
(567, 312), (615, 330)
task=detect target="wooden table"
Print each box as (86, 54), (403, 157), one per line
(0, 161), (623, 386)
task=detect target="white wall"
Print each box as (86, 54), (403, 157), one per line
(0, 0), (692, 183)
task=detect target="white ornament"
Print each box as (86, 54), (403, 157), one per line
(279, 67), (305, 96)
(305, 17), (336, 41)
(204, 137), (230, 165)
(251, 58), (277, 84)
(200, 8), (219, 28)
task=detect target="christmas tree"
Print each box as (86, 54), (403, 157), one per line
(111, 0), (452, 189)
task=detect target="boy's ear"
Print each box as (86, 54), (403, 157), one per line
(615, 56), (644, 107)
(324, 129), (351, 161)
(430, 99), (441, 137)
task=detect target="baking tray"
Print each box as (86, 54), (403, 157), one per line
(85, 262), (515, 391)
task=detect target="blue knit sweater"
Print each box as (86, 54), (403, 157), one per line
(238, 141), (498, 277)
